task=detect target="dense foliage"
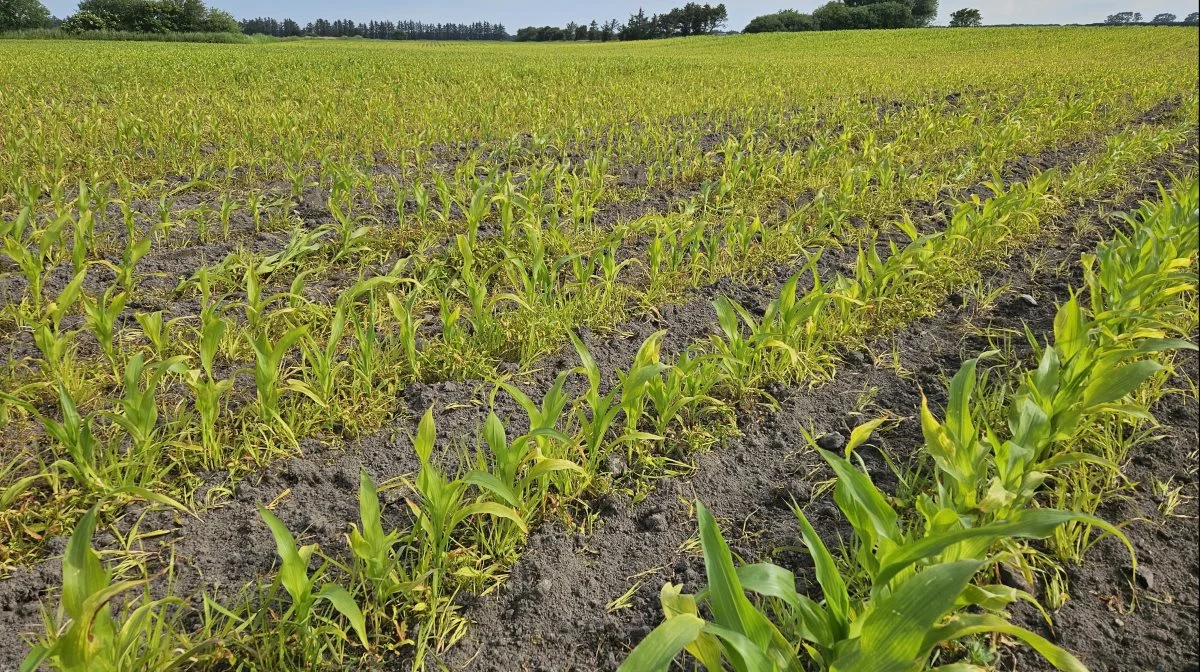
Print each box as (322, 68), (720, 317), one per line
(1105, 11), (1143, 24)
(744, 9), (819, 33)
(744, 0), (937, 33)
(59, 0), (236, 34)
(515, 3), (726, 42)
(239, 17), (509, 40)
(949, 7), (982, 27)
(618, 3), (728, 40)
(0, 0), (52, 30)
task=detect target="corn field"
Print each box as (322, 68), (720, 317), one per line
(0, 27), (1198, 672)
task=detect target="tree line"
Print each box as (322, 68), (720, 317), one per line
(514, 3), (728, 42)
(1103, 11), (1199, 24)
(238, 17), (509, 40)
(8, 0), (1197, 40)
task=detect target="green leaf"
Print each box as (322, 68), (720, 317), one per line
(1082, 360), (1163, 407)
(62, 507), (107, 621)
(107, 486), (190, 517)
(698, 503), (802, 671)
(452, 501), (528, 532)
(793, 505), (850, 638)
(464, 470), (521, 509)
(831, 560), (983, 672)
(704, 622), (779, 672)
(873, 508), (1131, 589)
(818, 449), (899, 547)
(659, 583), (724, 668)
(18, 645), (51, 672)
(413, 407), (437, 465)
(618, 613), (706, 671)
(356, 470), (385, 547)
(845, 418), (887, 458)
(526, 457), (586, 480)
(1053, 293), (1088, 362)
(738, 562), (833, 647)
(258, 505), (312, 606)
(316, 584), (369, 649)
(927, 614), (1087, 672)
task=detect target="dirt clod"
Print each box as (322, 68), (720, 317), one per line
(816, 432), (846, 451)
(1121, 563), (1155, 591)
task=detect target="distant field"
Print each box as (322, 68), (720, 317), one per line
(1, 28), (1197, 672)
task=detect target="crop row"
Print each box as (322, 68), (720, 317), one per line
(622, 177), (1199, 671)
(2, 97), (1192, 572)
(6, 127), (1195, 669)
(3, 30), (1197, 202)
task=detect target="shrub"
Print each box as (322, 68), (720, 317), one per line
(744, 10), (818, 33)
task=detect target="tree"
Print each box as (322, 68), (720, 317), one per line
(619, 8), (652, 40)
(1104, 11), (1142, 24)
(601, 18), (619, 41)
(948, 7), (981, 26)
(1150, 12), (1176, 23)
(813, 2), (868, 30)
(864, 1), (912, 28)
(1185, 12), (1199, 24)
(909, 0), (937, 25)
(801, 0), (937, 31)
(200, 7), (236, 32)
(67, 0), (240, 33)
(744, 9), (817, 32)
(61, 8), (107, 31)
(0, 0), (49, 29)
(1, 0), (52, 30)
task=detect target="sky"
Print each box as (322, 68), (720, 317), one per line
(40, 1), (1200, 28)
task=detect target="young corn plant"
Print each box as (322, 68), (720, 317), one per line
(185, 309), (235, 469)
(386, 286), (426, 380)
(347, 471), (409, 602)
(645, 350), (721, 443)
(465, 411), (584, 526)
(81, 286), (128, 373)
(33, 268), (87, 382)
(569, 332), (642, 474)
(248, 323), (312, 441)
(1085, 180), (1198, 339)
(299, 276), (399, 428)
(0, 384), (110, 495)
(2, 207), (68, 320)
(345, 471), (420, 657)
(328, 198), (375, 263)
(21, 508), (188, 672)
(103, 353), (188, 485)
(109, 228), (151, 296)
(616, 331), (672, 447)
(709, 296), (796, 404)
(70, 184), (97, 275)
(258, 506), (370, 664)
(405, 409), (526, 596)
(763, 264), (837, 381)
(623, 459), (1118, 672)
(134, 311), (170, 358)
